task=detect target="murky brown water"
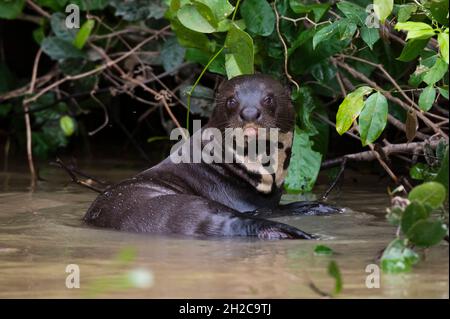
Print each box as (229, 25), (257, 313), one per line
(0, 162), (448, 298)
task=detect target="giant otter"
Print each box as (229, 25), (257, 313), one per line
(84, 74), (340, 239)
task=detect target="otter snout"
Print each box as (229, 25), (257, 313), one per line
(240, 107), (261, 121)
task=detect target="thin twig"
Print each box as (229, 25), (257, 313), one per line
(24, 25), (171, 105)
(26, 0), (51, 19)
(273, 0), (300, 91)
(23, 48), (42, 189)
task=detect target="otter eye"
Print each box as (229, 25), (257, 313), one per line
(263, 95), (274, 106)
(226, 97), (238, 108)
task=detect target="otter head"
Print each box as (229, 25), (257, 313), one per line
(208, 74), (295, 134)
(207, 74), (295, 194)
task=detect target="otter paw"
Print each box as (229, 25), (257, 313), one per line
(257, 224), (316, 240)
(282, 201), (343, 216)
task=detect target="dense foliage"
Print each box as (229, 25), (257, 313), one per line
(0, 0), (448, 275)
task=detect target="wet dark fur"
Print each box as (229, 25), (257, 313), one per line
(84, 74), (340, 239)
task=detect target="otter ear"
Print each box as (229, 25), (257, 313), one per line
(215, 78), (227, 99)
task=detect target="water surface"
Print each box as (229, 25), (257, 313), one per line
(0, 163), (448, 298)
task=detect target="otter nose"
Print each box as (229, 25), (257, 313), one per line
(239, 107), (261, 121)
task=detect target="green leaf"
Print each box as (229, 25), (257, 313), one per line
(293, 87), (317, 134)
(397, 38), (429, 62)
(51, 12), (77, 42)
(196, 0), (234, 20)
(397, 4), (417, 23)
(336, 1), (366, 26)
(423, 0), (449, 26)
(161, 37), (186, 72)
(359, 92), (388, 146)
(410, 163), (437, 181)
(73, 19), (95, 50)
(224, 24), (254, 79)
(185, 48), (225, 74)
(361, 26), (380, 50)
(374, 0), (393, 23)
(284, 127), (322, 193)
(41, 37), (85, 60)
(418, 86), (436, 111)
(423, 58), (448, 85)
(386, 206), (403, 226)
(408, 181), (446, 208)
(401, 202), (429, 234)
(312, 23), (336, 49)
(177, 3), (217, 33)
(438, 87), (449, 99)
(289, 1), (330, 22)
(327, 261), (342, 295)
(336, 86), (373, 135)
(438, 31), (449, 64)
(59, 115), (76, 136)
(171, 19), (214, 52)
(313, 19), (356, 49)
(240, 0), (274, 37)
(180, 84), (215, 117)
(33, 26), (46, 45)
(0, 0), (25, 19)
(381, 239), (419, 273)
(314, 245), (334, 256)
(395, 22), (436, 40)
(407, 220), (448, 247)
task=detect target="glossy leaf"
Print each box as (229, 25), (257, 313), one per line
(397, 38), (429, 62)
(361, 26), (380, 50)
(359, 92), (388, 146)
(170, 19), (213, 52)
(224, 24), (254, 79)
(374, 0), (393, 23)
(336, 1), (366, 26)
(285, 128), (322, 193)
(336, 86), (373, 135)
(394, 22), (436, 40)
(240, 0), (275, 36)
(438, 87), (449, 99)
(195, 0), (234, 18)
(418, 86), (436, 111)
(401, 202), (429, 234)
(437, 31), (449, 64)
(397, 4), (417, 22)
(289, 1), (330, 22)
(177, 3), (217, 33)
(380, 239), (419, 273)
(73, 20), (95, 50)
(407, 220), (448, 247)
(423, 58), (448, 85)
(408, 181), (446, 208)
